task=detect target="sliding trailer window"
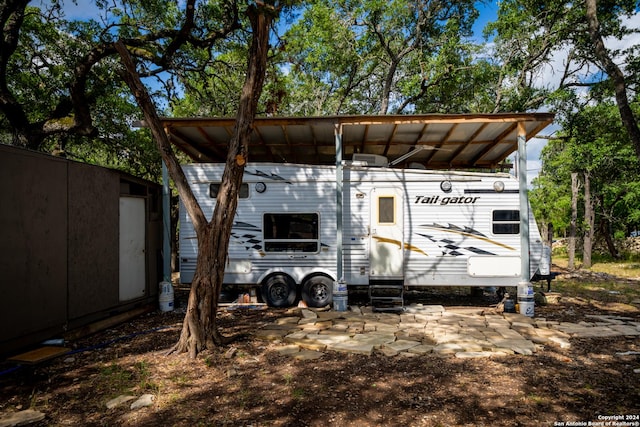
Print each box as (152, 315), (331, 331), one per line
(209, 183), (249, 199)
(264, 213), (319, 253)
(492, 210), (520, 234)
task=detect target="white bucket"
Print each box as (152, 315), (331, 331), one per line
(333, 280), (348, 311)
(517, 282), (534, 299)
(518, 299), (535, 317)
(159, 281), (174, 312)
(333, 280), (347, 293)
(333, 291), (348, 312)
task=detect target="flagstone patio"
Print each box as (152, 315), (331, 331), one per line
(254, 304), (640, 360)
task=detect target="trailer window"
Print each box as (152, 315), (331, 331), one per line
(493, 210), (520, 234)
(378, 197), (395, 224)
(263, 213), (319, 252)
(209, 183), (249, 199)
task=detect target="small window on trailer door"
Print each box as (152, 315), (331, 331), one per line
(263, 213), (319, 252)
(492, 210), (520, 234)
(378, 196), (395, 224)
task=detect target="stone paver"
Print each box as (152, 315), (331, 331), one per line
(275, 345), (302, 356)
(609, 324), (640, 336)
(454, 351), (495, 359)
(254, 328), (291, 340)
(330, 341), (375, 355)
(293, 350), (324, 360)
(407, 344), (435, 354)
(384, 339), (421, 353)
(293, 339), (327, 352)
(300, 309), (318, 319)
(433, 342), (469, 354)
(0, 409), (46, 427)
(254, 300), (638, 358)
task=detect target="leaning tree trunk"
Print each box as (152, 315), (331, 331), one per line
(173, 4), (273, 357)
(116, 41), (209, 356)
(585, 0), (640, 160)
(115, 3), (273, 358)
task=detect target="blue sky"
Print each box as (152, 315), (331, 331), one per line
(472, 0), (498, 39)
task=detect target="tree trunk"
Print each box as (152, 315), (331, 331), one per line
(175, 229), (225, 357)
(116, 4), (272, 358)
(583, 171), (594, 268)
(174, 4), (273, 357)
(568, 172), (580, 269)
(599, 216), (619, 259)
(379, 58), (398, 115)
(585, 0), (640, 160)
(116, 43), (208, 357)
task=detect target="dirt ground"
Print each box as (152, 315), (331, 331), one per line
(1, 273), (639, 426)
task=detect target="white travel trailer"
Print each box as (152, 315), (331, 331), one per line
(179, 156), (551, 308)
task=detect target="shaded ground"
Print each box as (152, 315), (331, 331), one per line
(1, 272), (639, 426)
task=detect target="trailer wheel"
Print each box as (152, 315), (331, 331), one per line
(261, 274), (297, 307)
(302, 275), (333, 308)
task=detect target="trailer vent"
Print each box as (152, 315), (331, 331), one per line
(352, 154), (388, 167)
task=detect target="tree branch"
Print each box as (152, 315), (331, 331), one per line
(114, 40), (208, 234)
(585, 0), (640, 160)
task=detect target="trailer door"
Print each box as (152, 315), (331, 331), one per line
(370, 188), (404, 278)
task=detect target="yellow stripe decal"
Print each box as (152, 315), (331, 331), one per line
(372, 236), (429, 256)
(404, 242), (428, 256)
(372, 236), (402, 248)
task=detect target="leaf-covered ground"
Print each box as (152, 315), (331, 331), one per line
(1, 273), (639, 427)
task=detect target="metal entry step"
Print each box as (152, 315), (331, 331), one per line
(369, 281), (404, 312)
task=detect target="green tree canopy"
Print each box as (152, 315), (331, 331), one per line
(275, 0), (499, 115)
(531, 100), (640, 244)
(0, 0), (242, 179)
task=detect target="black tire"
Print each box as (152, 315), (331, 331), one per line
(261, 274), (297, 307)
(301, 275), (333, 308)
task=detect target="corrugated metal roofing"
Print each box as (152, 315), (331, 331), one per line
(158, 113), (555, 169)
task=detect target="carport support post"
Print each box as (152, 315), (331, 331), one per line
(162, 160), (171, 282)
(335, 124), (344, 281)
(517, 122), (531, 282)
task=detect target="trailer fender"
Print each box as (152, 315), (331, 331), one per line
(301, 270), (336, 285)
(256, 268), (300, 286)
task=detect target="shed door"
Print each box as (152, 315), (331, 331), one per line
(370, 188), (404, 278)
(119, 197), (146, 301)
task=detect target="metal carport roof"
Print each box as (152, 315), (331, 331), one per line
(157, 113), (555, 169)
